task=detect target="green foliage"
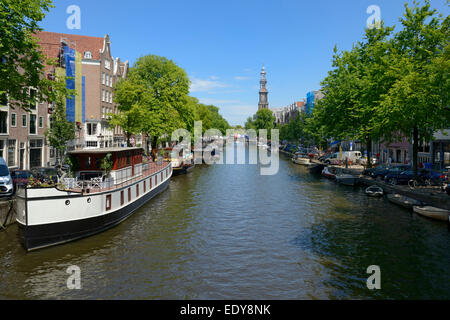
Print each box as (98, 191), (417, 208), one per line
(308, 0), (449, 171)
(65, 154), (80, 176)
(100, 153), (113, 175)
(0, 0), (57, 110)
(245, 108), (275, 132)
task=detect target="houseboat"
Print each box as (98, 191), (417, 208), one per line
(15, 147), (172, 251)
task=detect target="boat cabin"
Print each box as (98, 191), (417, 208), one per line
(67, 147), (144, 185)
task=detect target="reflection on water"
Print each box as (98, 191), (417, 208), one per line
(0, 147), (449, 299)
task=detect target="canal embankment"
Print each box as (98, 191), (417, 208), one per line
(0, 199), (16, 228)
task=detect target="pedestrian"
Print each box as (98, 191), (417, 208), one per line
(388, 156), (392, 166)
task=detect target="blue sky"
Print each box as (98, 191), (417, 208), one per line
(40, 0), (449, 125)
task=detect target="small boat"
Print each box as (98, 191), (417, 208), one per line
(413, 206), (450, 222)
(336, 174), (358, 186)
(365, 185), (384, 197)
(387, 194), (424, 210)
(322, 166), (336, 179)
(292, 153), (311, 165)
(172, 163), (195, 176)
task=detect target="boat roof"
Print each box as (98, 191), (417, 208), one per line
(68, 147), (143, 155)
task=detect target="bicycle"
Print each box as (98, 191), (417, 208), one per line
(408, 176), (431, 189)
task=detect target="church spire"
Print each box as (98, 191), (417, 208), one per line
(258, 65), (269, 110)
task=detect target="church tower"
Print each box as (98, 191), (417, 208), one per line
(258, 65), (269, 110)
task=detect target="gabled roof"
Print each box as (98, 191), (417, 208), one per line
(35, 31), (105, 61)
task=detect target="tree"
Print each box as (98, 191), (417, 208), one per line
(245, 108), (275, 134)
(131, 55), (191, 149)
(45, 74), (76, 167)
(376, 0), (450, 175)
(109, 78), (146, 147)
(0, 0), (56, 110)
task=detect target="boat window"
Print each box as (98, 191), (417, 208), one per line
(106, 195), (111, 211)
(155, 175), (157, 185)
(149, 178), (152, 189)
(120, 190), (124, 205)
(143, 181), (146, 192)
(136, 184), (139, 197)
(85, 156), (91, 169)
(128, 188), (131, 202)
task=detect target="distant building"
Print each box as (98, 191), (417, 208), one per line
(306, 90), (324, 115)
(258, 66), (269, 110)
(272, 101), (305, 125)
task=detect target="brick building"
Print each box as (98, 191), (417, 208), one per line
(36, 31), (129, 151)
(0, 32), (130, 170)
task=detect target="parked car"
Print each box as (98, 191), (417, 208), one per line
(30, 167), (59, 184)
(324, 152), (341, 165)
(11, 170), (33, 188)
(385, 169), (447, 186)
(363, 164), (388, 177)
(371, 165), (411, 181)
(384, 170), (416, 185)
(0, 158), (14, 197)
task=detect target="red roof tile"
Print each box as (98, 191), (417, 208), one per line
(35, 31), (105, 61)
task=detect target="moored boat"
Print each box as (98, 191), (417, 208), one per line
(292, 153), (311, 165)
(413, 206), (450, 222)
(387, 194), (424, 210)
(336, 174), (358, 186)
(322, 166), (336, 179)
(15, 147), (172, 251)
(365, 185), (384, 197)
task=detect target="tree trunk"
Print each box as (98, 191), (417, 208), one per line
(126, 131), (131, 147)
(366, 138), (373, 168)
(413, 127), (419, 177)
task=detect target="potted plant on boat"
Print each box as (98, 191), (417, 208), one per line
(101, 153), (114, 188)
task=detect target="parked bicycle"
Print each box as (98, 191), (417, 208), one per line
(408, 176), (431, 189)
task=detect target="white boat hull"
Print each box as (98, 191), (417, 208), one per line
(16, 163), (172, 251)
(413, 206), (450, 222)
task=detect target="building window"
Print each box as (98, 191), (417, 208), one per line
(22, 115), (27, 127)
(11, 113), (16, 127)
(106, 195), (112, 211)
(102, 72), (105, 85)
(39, 116), (43, 128)
(87, 123), (97, 136)
(29, 114), (37, 134)
(102, 89), (105, 102)
(29, 139), (42, 168)
(105, 60), (111, 70)
(84, 51), (92, 59)
(7, 140), (15, 167)
(128, 188), (131, 202)
(86, 141), (98, 148)
(29, 89), (37, 110)
(0, 111), (7, 134)
(106, 74), (109, 87)
(0, 140), (4, 158)
(121, 190), (124, 206)
(110, 75), (113, 87)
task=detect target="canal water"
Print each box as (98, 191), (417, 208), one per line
(0, 145), (449, 299)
